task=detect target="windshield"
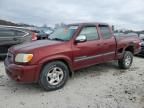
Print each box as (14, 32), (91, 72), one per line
(48, 26), (78, 41)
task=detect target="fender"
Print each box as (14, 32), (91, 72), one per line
(39, 55), (72, 66)
(34, 55), (74, 81)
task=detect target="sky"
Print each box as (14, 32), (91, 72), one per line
(0, 0), (144, 30)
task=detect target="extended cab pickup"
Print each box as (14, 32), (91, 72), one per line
(4, 23), (141, 91)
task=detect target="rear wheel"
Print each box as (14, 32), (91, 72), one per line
(39, 61), (69, 91)
(118, 51), (133, 69)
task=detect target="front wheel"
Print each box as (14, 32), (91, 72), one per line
(118, 51), (133, 69)
(39, 61), (69, 91)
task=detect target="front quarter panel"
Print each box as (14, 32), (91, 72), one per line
(32, 42), (73, 81)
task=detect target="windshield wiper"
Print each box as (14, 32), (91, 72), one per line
(48, 38), (65, 41)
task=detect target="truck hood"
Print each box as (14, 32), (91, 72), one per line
(10, 40), (63, 52)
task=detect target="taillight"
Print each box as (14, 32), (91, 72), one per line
(32, 32), (37, 41)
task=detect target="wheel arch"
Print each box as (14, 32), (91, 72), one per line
(124, 44), (134, 54)
(117, 43), (135, 60)
(38, 56), (74, 79)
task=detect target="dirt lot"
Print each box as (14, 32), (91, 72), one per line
(0, 56), (144, 108)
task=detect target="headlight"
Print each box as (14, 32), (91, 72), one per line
(15, 53), (33, 63)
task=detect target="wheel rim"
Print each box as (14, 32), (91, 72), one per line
(46, 67), (64, 86)
(125, 55), (132, 66)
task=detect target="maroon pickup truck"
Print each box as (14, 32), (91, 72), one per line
(4, 23), (141, 91)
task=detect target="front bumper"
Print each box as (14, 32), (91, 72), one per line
(4, 59), (40, 83)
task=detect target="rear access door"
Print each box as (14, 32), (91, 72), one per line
(98, 24), (116, 61)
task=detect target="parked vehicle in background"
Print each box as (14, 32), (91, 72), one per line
(114, 32), (138, 37)
(0, 26), (37, 58)
(43, 29), (53, 36)
(31, 29), (53, 40)
(138, 34), (144, 55)
(4, 22), (141, 91)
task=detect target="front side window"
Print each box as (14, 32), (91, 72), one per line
(49, 26), (78, 41)
(79, 26), (99, 41)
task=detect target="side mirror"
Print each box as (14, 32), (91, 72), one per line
(75, 35), (87, 43)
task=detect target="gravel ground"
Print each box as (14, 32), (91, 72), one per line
(0, 56), (144, 108)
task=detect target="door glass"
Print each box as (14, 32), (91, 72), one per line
(79, 26), (99, 41)
(99, 25), (111, 39)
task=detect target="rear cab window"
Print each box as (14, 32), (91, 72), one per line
(99, 25), (112, 39)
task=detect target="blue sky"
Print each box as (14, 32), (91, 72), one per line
(0, 0), (144, 30)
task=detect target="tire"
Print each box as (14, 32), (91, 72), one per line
(39, 61), (69, 91)
(118, 51), (133, 69)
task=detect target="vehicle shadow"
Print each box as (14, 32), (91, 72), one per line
(73, 61), (119, 78)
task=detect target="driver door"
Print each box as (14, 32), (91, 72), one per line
(72, 26), (103, 70)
